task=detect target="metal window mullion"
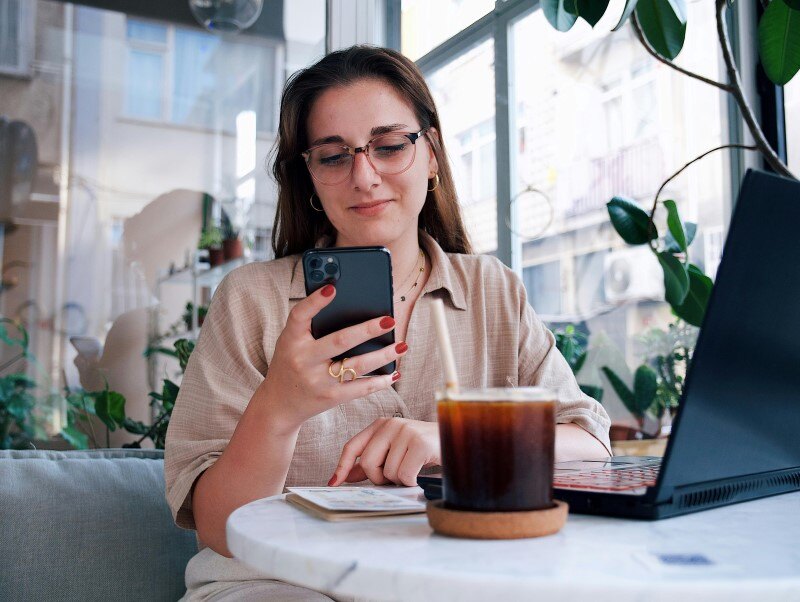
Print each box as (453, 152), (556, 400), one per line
(385, 0), (400, 51)
(494, 9), (515, 269)
(415, 12), (494, 74)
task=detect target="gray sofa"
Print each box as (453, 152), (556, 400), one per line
(0, 448), (197, 601)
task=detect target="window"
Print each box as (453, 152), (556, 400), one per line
(124, 18), (279, 133)
(509, 2), (728, 353)
(522, 261), (561, 317)
(0, 0), (34, 77)
(400, 0), (493, 61)
(0, 0), (325, 437)
(400, 0), (735, 423)
(427, 39), (497, 254)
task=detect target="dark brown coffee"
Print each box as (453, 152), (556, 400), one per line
(437, 388), (555, 512)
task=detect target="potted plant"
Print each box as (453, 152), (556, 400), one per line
(221, 209), (243, 261)
(198, 226), (224, 267)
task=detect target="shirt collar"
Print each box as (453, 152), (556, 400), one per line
(289, 230), (468, 311)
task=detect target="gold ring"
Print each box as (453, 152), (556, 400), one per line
(328, 358), (358, 383)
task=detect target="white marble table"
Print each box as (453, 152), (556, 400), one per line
(227, 489), (800, 601)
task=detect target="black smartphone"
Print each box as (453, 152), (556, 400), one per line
(302, 246), (395, 376)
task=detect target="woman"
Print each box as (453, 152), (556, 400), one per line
(165, 45), (611, 601)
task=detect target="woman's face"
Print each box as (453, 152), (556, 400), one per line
(305, 78), (438, 249)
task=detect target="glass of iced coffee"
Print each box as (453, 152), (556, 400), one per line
(436, 387), (556, 512)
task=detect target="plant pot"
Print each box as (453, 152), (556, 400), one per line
(223, 238), (243, 261)
(609, 424), (655, 441)
(207, 247), (225, 267)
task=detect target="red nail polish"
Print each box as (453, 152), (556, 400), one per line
(321, 284), (335, 297)
(327, 475), (337, 486)
(392, 371), (401, 382)
(380, 316), (396, 329)
(395, 342), (408, 354)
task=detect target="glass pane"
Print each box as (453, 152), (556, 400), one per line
(401, 0), (494, 61)
(511, 3), (729, 432)
(126, 19), (167, 44)
(786, 77), (800, 176)
(0, 0), (326, 444)
(428, 39), (496, 254)
(125, 49), (164, 119)
(171, 28), (219, 126)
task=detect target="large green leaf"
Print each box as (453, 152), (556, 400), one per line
(635, 0), (687, 60)
(576, 0), (610, 27)
(542, 0), (579, 32)
(613, 0), (640, 30)
(632, 365), (658, 416)
(664, 221), (697, 253)
(93, 390), (113, 431)
(579, 384), (604, 403)
(601, 366), (637, 415)
(61, 425), (89, 450)
(657, 251), (690, 306)
(671, 263), (713, 327)
(0, 318), (28, 350)
(758, 0), (800, 85)
(607, 196), (657, 245)
(663, 200), (687, 253)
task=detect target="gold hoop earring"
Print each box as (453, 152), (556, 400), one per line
(427, 173), (440, 192)
(309, 193), (324, 212)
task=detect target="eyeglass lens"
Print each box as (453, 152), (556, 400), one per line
(306, 134), (416, 184)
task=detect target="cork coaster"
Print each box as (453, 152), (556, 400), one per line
(426, 499), (568, 540)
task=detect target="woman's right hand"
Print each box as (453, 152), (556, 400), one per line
(256, 283), (407, 432)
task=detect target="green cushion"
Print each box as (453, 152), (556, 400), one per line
(0, 449), (196, 601)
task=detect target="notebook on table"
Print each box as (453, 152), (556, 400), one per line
(419, 169), (800, 520)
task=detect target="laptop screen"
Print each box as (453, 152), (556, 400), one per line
(656, 170), (800, 501)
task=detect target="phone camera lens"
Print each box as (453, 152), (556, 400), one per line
(324, 263), (338, 275)
(310, 270), (325, 282)
(309, 257), (322, 269)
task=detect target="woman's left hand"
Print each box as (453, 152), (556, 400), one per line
(329, 418), (441, 486)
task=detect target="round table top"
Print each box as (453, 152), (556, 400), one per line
(227, 489), (800, 601)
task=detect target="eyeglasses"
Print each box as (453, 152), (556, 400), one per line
(301, 128), (428, 185)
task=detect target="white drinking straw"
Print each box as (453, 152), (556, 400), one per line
(431, 298), (460, 394)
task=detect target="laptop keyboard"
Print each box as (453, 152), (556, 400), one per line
(554, 464), (660, 492)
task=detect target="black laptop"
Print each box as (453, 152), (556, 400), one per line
(419, 169), (800, 519)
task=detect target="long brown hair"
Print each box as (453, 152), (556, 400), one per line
(271, 45), (472, 258)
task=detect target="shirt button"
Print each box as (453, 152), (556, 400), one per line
(393, 411), (403, 418)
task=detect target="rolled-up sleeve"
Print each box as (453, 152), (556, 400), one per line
(515, 278), (612, 455)
(164, 264), (271, 530)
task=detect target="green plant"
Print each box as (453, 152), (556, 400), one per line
(220, 208), (240, 241)
(554, 324), (604, 402)
(0, 318), (47, 449)
(638, 321), (697, 419)
(601, 364), (658, 431)
(606, 196), (713, 327)
(542, 1), (799, 327)
(0, 373), (38, 449)
(124, 338), (195, 449)
(198, 226), (223, 250)
(62, 388), (127, 449)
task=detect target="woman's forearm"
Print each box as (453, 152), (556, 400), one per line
(192, 386), (301, 557)
(555, 423), (610, 463)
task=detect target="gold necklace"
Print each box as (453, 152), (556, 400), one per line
(394, 250), (425, 303)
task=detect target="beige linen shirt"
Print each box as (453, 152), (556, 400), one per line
(165, 231), (611, 530)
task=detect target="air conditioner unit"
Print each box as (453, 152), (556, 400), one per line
(603, 246), (664, 304)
